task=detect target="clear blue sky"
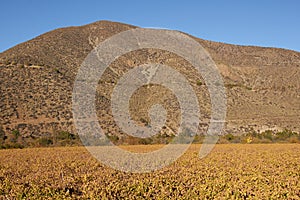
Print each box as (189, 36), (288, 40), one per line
(1, 0), (299, 52)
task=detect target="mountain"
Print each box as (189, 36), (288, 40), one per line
(0, 20), (299, 145)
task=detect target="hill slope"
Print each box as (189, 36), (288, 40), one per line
(0, 20), (299, 145)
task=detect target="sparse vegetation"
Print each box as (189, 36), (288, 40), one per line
(0, 126), (6, 144)
(54, 68), (61, 73)
(196, 80), (203, 86)
(0, 130), (82, 149)
(139, 118), (149, 126)
(106, 134), (119, 143)
(0, 21), (299, 147)
(11, 130), (20, 138)
(0, 128), (298, 149)
(225, 83), (252, 90)
(218, 129), (300, 144)
(37, 138), (53, 147)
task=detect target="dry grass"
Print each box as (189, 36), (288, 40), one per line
(0, 144), (299, 199)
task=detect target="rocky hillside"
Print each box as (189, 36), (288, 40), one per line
(0, 20), (299, 145)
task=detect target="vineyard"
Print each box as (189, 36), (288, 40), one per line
(0, 144), (299, 199)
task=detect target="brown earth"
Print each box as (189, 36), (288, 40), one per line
(0, 20), (299, 142)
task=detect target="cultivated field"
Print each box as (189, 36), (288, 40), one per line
(0, 144), (299, 199)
